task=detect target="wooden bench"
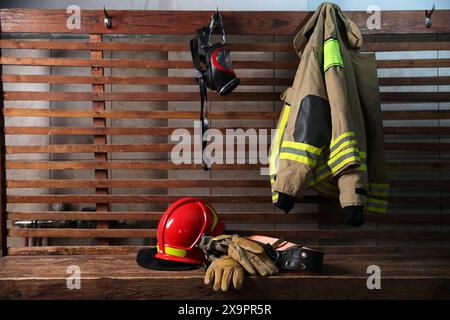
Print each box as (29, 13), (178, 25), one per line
(1, 9), (450, 299)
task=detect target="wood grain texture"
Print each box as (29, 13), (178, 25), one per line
(7, 246), (450, 258)
(3, 74), (450, 86)
(1, 9), (450, 35)
(5, 160), (450, 172)
(4, 126), (450, 136)
(7, 228), (450, 240)
(1, 8), (450, 267)
(1, 39), (450, 52)
(90, 34), (109, 244)
(5, 178), (450, 189)
(2, 89), (450, 102)
(5, 108), (450, 120)
(5, 143), (450, 154)
(2, 56), (449, 69)
(0, 254), (449, 299)
(6, 211), (450, 223)
(0, 44), (5, 257)
(5, 195), (321, 204)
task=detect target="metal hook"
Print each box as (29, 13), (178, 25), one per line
(425, 3), (435, 28)
(103, 5), (112, 29)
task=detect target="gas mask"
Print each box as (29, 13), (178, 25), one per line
(190, 11), (240, 170)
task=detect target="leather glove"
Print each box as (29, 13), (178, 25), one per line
(204, 256), (244, 292)
(228, 236), (279, 277)
(198, 235), (230, 261)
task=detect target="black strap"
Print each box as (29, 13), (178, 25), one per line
(190, 36), (210, 171)
(199, 77), (210, 171)
(189, 37), (202, 72)
(190, 12), (226, 172)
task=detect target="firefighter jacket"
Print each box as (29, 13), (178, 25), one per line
(269, 3), (389, 214)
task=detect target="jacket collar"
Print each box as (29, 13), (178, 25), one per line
(293, 2), (362, 57)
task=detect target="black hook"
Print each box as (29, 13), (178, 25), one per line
(425, 4), (435, 28)
(103, 6), (112, 29)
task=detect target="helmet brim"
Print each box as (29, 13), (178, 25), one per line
(136, 247), (202, 271)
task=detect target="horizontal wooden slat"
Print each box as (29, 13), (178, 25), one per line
(0, 56), (298, 69)
(5, 142), (450, 154)
(1, 74), (292, 86)
(4, 126), (181, 135)
(383, 110), (450, 120)
(1, 9), (450, 35)
(380, 92), (450, 103)
(5, 161), (262, 170)
(6, 144), (174, 154)
(389, 163), (450, 172)
(2, 108), (276, 120)
(385, 143), (450, 152)
(6, 160), (450, 171)
(8, 228), (450, 240)
(4, 195), (448, 204)
(233, 230), (450, 241)
(8, 228), (155, 238)
(5, 108), (450, 120)
(5, 126), (450, 136)
(3, 74), (450, 87)
(390, 179), (450, 188)
(383, 127), (450, 135)
(8, 245), (450, 257)
(0, 40), (292, 52)
(2, 40), (449, 53)
(6, 179), (450, 189)
(5, 195), (322, 204)
(7, 211), (450, 223)
(379, 76), (450, 86)
(376, 59), (450, 68)
(3, 91), (450, 102)
(2, 91), (280, 101)
(362, 42), (450, 51)
(2, 56), (450, 70)
(6, 179), (267, 188)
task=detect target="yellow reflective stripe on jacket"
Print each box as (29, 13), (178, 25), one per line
(329, 132), (357, 159)
(314, 147), (363, 183)
(279, 141), (320, 167)
(327, 147), (360, 172)
(323, 38), (344, 72)
(368, 183), (390, 198)
(279, 152), (317, 167)
(330, 132), (355, 147)
(272, 191), (279, 203)
(281, 140), (322, 155)
(269, 104), (291, 177)
(366, 197), (388, 213)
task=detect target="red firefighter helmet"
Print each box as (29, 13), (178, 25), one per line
(154, 197), (225, 264)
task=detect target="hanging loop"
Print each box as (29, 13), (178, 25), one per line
(425, 4), (435, 28)
(103, 6), (112, 29)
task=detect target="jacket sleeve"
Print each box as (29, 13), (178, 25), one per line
(351, 53), (389, 213)
(319, 7), (368, 210)
(319, 7), (362, 180)
(270, 46), (331, 213)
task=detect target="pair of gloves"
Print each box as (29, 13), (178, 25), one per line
(200, 235), (279, 292)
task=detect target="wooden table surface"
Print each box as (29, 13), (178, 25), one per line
(1, 253), (449, 299)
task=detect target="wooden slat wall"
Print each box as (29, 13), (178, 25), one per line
(0, 35), (6, 256)
(1, 9), (450, 256)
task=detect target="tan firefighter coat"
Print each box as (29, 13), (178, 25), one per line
(269, 3), (389, 213)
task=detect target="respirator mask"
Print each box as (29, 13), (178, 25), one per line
(190, 11), (240, 170)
